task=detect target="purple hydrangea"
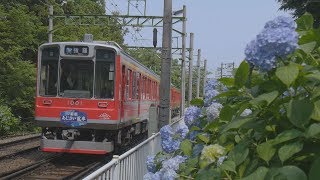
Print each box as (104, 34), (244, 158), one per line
(175, 123), (189, 139)
(206, 102), (223, 121)
(161, 138), (180, 153)
(245, 16), (298, 71)
(160, 125), (174, 140)
(146, 155), (156, 173)
(184, 106), (202, 128)
(162, 155), (187, 171)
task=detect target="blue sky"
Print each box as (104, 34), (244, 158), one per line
(106, 0), (292, 75)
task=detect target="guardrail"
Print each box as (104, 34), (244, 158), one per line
(83, 117), (183, 180)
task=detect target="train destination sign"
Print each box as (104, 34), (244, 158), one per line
(65, 46), (89, 56)
(60, 110), (88, 127)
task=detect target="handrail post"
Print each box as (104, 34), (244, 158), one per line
(112, 155), (120, 180)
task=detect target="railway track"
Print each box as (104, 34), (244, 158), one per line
(0, 131), (148, 180)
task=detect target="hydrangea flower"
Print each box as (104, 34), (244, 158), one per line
(206, 102), (223, 121)
(160, 125), (174, 140)
(146, 155), (156, 173)
(188, 130), (200, 141)
(184, 106), (202, 128)
(200, 144), (226, 164)
(204, 89), (220, 107)
(143, 172), (162, 180)
(217, 156), (227, 166)
(162, 155), (187, 171)
(245, 16), (298, 71)
(162, 169), (178, 180)
(161, 138), (181, 153)
(175, 123), (189, 139)
(240, 109), (252, 117)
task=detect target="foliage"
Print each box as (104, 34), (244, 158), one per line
(0, 105), (20, 136)
(190, 98), (204, 107)
(277, 0), (320, 27)
(145, 14), (320, 179)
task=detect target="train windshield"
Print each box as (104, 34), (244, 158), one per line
(59, 59), (94, 98)
(39, 47), (59, 96)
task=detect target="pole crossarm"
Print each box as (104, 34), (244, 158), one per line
(52, 14), (184, 27)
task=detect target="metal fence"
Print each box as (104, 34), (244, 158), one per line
(83, 118), (182, 180)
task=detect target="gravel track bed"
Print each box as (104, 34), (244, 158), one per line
(0, 150), (57, 177)
(0, 140), (39, 158)
(0, 134), (40, 146)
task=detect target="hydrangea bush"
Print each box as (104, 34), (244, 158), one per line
(145, 14), (320, 180)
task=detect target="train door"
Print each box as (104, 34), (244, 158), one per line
(121, 65), (126, 121)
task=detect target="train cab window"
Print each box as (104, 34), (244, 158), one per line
(95, 49), (115, 99)
(59, 59), (94, 98)
(39, 47), (59, 96)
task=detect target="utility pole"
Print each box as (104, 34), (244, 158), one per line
(203, 59), (207, 96)
(159, 0), (172, 128)
(48, 5), (53, 43)
(180, 5), (186, 116)
(196, 49), (201, 98)
(187, 33), (194, 106)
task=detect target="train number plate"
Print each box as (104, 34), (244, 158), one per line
(60, 110), (87, 127)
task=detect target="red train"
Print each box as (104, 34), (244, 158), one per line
(35, 36), (181, 154)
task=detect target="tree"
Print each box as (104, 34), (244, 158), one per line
(277, 0), (320, 27)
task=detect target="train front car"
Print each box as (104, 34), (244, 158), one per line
(36, 42), (120, 154)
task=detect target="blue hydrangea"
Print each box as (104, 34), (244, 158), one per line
(245, 16), (298, 71)
(160, 125), (174, 140)
(162, 155), (187, 171)
(204, 79), (219, 92)
(146, 155), (156, 173)
(204, 89), (220, 107)
(240, 109), (252, 117)
(143, 172), (162, 180)
(161, 138), (181, 153)
(162, 169), (178, 180)
(217, 156), (227, 166)
(184, 106), (202, 128)
(188, 130), (200, 141)
(206, 102), (223, 121)
(175, 123), (189, 139)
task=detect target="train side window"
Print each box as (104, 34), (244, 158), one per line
(126, 69), (132, 100)
(132, 72), (136, 99)
(136, 73), (140, 99)
(95, 49), (115, 99)
(39, 46), (59, 96)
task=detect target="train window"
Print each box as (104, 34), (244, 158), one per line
(126, 69), (132, 100)
(132, 72), (136, 99)
(59, 59), (93, 98)
(95, 49), (115, 99)
(136, 73), (140, 99)
(39, 47), (59, 96)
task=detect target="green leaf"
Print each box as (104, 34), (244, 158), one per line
(234, 61), (250, 88)
(279, 166), (307, 180)
(287, 99), (314, 128)
(311, 101), (320, 121)
(296, 13), (314, 31)
(257, 141), (276, 163)
(180, 139), (192, 156)
(306, 123), (320, 138)
(197, 134), (209, 144)
(273, 129), (302, 145)
(219, 105), (234, 122)
(242, 167), (269, 180)
(195, 168), (221, 180)
(300, 41), (317, 53)
(275, 63), (299, 87)
(278, 141), (303, 163)
(309, 157), (320, 180)
(219, 77), (234, 87)
(221, 118), (254, 133)
(228, 144), (249, 166)
(220, 160), (236, 173)
(250, 91), (279, 107)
